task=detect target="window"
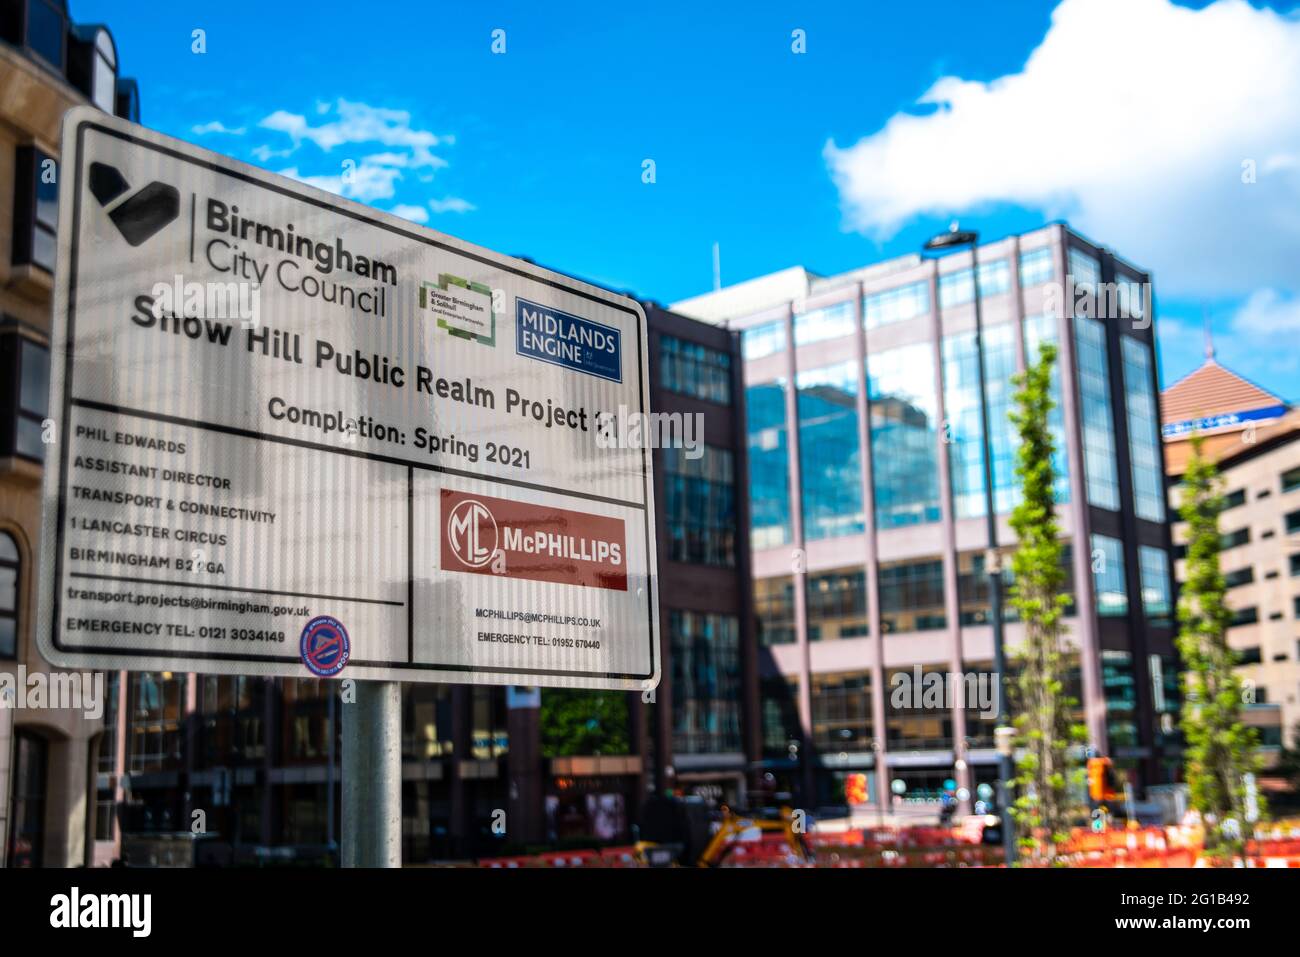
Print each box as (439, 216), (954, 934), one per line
(864, 281), (928, 329)
(195, 676), (266, 767)
(1223, 566), (1254, 589)
(1091, 534), (1128, 617)
(942, 324), (1017, 518)
(746, 381), (792, 550)
(1121, 337), (1166, 522)
(797, 362), (863, 539)
(879, 557), (946, 633)
(470, 686), (508, 759)
(1018, 247), (1054, 288)
(1222, 527), (1251, 550)
(7, 731), (48, 868)
(663, 444), (736, 566)
(957, 549), (1018, 625)
(3, 334), (51, 461)
(403, 684), (452, 759)
(938, 260), (1010, 308)
(127, 672), (184, 772)
(1230, 606), (1259, 627)
(1068, 247), (1101, 292)
(97, 672), (120, 773)
(659, 335), (731, 405)
(12, 147), (58, 272)
(14, 0), (68, 70)
(762, 677), (801, 757)
(794, 300), (855, 346)
(0, 532), (18, 657)
(69, 26), (117, 113)
(811, 672), (872, 751)
(1102, 650), (1138, 748)
(1283, 466), (1300, 494)
(1113, 275), (1145, 320)
(755, 575), (796, 646)
(1138, 546), (1172, 625)
(670, 611), (741, 755)
(885, 666), (952, 750)
(868, 343), (941, 529)
(1236, 646), (1262, 665)
(1223, 488), (1246, 510)
(1075, 317), (1120, 509)
(1286, 509), (1300, 535)
(1290, 553), (1300, 577)
(742, 320), (786, 360)
(806, 568), (868, 641)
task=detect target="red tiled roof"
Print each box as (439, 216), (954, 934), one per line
(1160, 359), (1285, 425)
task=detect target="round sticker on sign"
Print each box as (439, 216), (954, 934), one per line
(299, 615), (351, 677)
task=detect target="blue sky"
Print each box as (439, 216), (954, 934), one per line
(78, 0), (1300, 400)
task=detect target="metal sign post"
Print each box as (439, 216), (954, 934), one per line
(342, 681), (401, 867)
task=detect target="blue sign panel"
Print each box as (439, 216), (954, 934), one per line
(1162, 404), (1288, 439)
(516, 298), (622, 382)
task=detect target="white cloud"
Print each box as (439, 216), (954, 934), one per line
(388, 204), (429, 224)
(428, 196), (475, 214)
(260, 99), (448, 168)
(278, 162), (404, 203)
(192, 120), (245, 136)
(250, 144), (293, 163)
(824, 0), (1300, 297)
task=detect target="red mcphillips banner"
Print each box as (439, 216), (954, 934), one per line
(440, 489), (628, 591)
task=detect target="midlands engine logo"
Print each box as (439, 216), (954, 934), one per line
(441, 489), (627, 590)
(88, 161), (179, 246)
(419, 272), (496, 345)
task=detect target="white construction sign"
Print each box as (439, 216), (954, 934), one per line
(36, 108), (659, 691)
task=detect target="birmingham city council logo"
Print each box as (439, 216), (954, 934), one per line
(88, 161), (179, 246)
(447, 498), (497, 568)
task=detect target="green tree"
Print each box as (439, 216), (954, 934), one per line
(540, 689), (631, 757)
(1006, 342), (1087, 863)
(1176, 433), (1262, 860)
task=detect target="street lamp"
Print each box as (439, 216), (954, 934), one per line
(923, 223), (1016, 867)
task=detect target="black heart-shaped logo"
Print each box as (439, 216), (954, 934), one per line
(89, 162), (179, 246)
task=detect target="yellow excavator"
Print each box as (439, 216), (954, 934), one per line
(634, 803), (813, 867)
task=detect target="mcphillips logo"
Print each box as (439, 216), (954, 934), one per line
(441, 489), (627, 591)
(88, 161), (179, 246)
(447, 497), (498, 568)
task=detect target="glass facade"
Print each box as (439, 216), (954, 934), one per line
(864, 281), (928, 329)
(761, 677), (801, 758)
(127, 672), (184, 774)
(1018, 246), (1053, 288)
(794, 300), (855, 346)
(885, 665), (953, 750)
(806, 567), (868, 641)
(1091, 533), (1128, 617)
(755, 575), (796, 646)
(1121, 337), (1165, 522)
(1102, 650), (1138, 749)
(663, 444), (736, 566)
(868, 342), (941, 529)
(811, 672), (872, 751)
(746, 380), (792, 550)
(796, 361), (863, 539)
(1074, 316), (1121, 509)
(742, 320), (785, 360)
(1068, 247), (1101, 291)
(941, 323), (1018, 518)
(659, 335), (732, 404)
(879, 557), (946, 633)
(1138, 545), (1172, 627)
(938, 259), (1010, 308)
(670, 611), (742, 754)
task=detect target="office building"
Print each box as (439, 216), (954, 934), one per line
(1162, 345), (1300, 762)
(0, 0), (140, 867)
(673, 223), (1179, 810)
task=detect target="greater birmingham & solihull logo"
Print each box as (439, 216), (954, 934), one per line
(419, 272), (497, 346)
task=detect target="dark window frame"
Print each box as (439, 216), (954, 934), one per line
(1, 330), (51, 461)
(12, 146), (58, 273)
(0, 530), (18, 658)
